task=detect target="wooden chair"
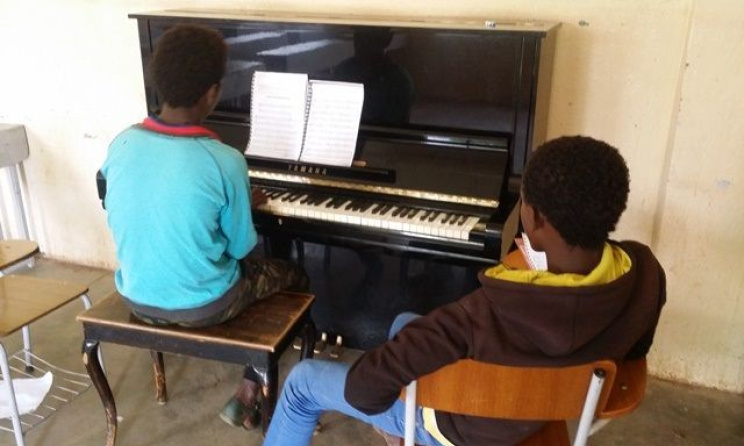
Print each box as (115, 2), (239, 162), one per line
(0, 275), (92, 446)
(77, 291), (316, 446)
(401, 358), (647, 446)
(0, 124), (97, 446)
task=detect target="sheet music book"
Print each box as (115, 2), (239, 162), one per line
(245, 72), (364, 167)
(245, 72), (308, 161)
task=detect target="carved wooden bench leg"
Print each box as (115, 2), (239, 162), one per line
(300, 321), (316, 360)
(250, 364), (278, 435)
(83, 339), (117, 446)
(150, 350), (167, 404)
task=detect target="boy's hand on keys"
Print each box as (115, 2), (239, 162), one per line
(251, 188), (268, 208)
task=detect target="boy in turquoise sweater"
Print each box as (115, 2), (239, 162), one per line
(101, 24), (307, 430)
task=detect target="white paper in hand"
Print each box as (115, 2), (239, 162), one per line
(516, 232), (548, 271)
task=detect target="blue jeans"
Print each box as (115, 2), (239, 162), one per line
(263, 312), (444, 446)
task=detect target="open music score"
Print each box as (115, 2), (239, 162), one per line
(246, 71), (308, 160)
(245, 71), (364, 167)
(301, 80), (364, 166)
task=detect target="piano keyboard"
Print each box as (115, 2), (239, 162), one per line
(256, 190), (482, 241)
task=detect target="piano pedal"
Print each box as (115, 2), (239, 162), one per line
(329, 335), (344, 359)
(292, 336), (302, 351)
(313, 332), (328, 354)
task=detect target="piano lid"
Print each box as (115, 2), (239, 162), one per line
(130, 10), (559, 35)
(132, 14), (558, 177)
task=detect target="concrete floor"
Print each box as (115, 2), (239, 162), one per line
(1, 259), (742, 446)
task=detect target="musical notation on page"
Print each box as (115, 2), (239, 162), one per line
(245, 71), (364, 167)
(300, 80), (364, 167)
(246, 71), (308, 161)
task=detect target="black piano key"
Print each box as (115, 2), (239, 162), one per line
(419, 210), (431, 221)
(457, 215), (468, 226)
(349, 200), (363, 211)
(392, 207), (406, 217)
(447, 214), (459, 224)
(311, 196), (328, 205)
(359, 202), (375, 212)
(406, 208), (419, 219)
(427, 212), (439, 222)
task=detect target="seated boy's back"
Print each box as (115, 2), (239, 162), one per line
(102, 121), (255, 310)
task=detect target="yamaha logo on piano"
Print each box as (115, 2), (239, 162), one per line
(289, 164), (328, 176)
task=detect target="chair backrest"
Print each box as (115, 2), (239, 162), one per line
(0, 124), (29, 168)
(598, 357), (647, 419)
(408, 359), (617, 419)
(402, 359), (619, 446)
(0, 124), (31, 240)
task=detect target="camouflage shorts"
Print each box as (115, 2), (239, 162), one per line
(129, 257), (309, 328)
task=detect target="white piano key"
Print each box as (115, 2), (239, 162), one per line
(257, 193), (483, 242)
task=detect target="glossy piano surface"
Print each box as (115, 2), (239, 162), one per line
(128, 10), (558, 349)
(244, 130), (512, 265)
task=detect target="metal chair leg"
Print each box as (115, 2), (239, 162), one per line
(1, 342), (26, 446)
(21, 326), (33, 372)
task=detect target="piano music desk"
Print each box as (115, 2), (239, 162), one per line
(77, 291), (315, 446)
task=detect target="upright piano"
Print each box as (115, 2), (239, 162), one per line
(127, 10), (559, 349)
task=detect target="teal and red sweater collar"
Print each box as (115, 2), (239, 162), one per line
(139, 116), (220, 140)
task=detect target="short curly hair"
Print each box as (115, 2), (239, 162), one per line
(149, 24), (227, 108)
(522, 136), (630, 249)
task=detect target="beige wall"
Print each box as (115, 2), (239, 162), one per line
(0, 0), (741, 392)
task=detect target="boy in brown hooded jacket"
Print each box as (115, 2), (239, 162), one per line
(263, 135), (666, 446)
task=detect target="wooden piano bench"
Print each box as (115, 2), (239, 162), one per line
(77, 291), (315, 446)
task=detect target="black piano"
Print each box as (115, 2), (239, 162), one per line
(127, 10), (559, 349)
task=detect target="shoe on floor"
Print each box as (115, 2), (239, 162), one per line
(219, 396), (262, 431)
(219, 396), (245, 427)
